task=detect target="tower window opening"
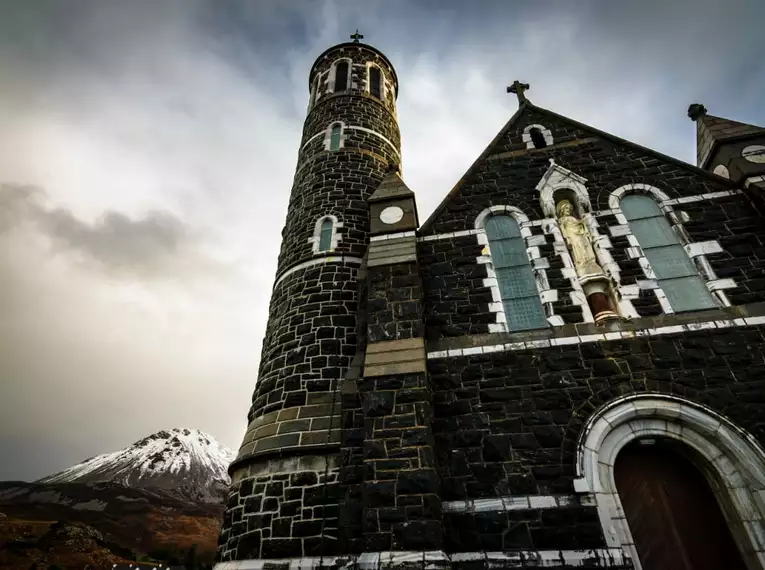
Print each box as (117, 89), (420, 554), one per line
(318, 218), (334, 252)
(529, 128), (547, 149)
(369, 66), (382, 99)
(329, 124), (342, 151)
(334, 61), (349, 92)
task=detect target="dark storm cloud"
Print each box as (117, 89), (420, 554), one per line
(1, 184), (190, 276)
(0, 0), (763, 481)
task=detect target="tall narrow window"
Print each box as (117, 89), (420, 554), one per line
(529, 128), (547, 149)
(369, 66), (382, 99)
(485, 215), (547, 331)
(318, 218), (333, 252)
(334, 61), (349, 92)
(329, 124), (342, 151)
(620, 194), (717, 312)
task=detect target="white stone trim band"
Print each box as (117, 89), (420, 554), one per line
(451, 549), (628, 567)
(426, 315), (765, 359)
(300, 125), (400, 158)
(274, 256), (364, 289)
(443, 494), (587, 513)
(370, 231), (416, 242)
(214, 548), (628, 570)
(418, 229), (481, 242)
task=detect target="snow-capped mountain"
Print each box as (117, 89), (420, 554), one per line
(37, 429), (236, 504)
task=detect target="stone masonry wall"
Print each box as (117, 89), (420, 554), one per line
(249, 264), (357, 421)
(309, 44), (397, 114)
(428, 318), (765, 554)
(420, 106), (765, 336)
(220, 41), (402, 563)
(218, 456), (341, 560)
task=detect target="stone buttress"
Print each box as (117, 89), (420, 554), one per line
(217, 39), (401, 562)
(339, 170), (447, 561)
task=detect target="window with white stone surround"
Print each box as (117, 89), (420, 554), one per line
(367, 64), (383, 100)
(324, 122), (345, 151)
(575, 393), (765, 570)
(310, 215), (341, 254)
(522, 124), (554, 149)
(475, 206), (556, 332)
(620, 194), (716, 312)
(329, 58), (351, 92)
(607, 183), (731, 314)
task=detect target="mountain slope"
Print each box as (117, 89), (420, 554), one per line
(37, 428), (236, 504)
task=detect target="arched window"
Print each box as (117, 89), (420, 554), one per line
(369, 66), (382, 99)
(529, 128), (547, 149)
(329, 124), (342, 151)
(485, 215), (547, 331)
(620, 194), (716, 312)
(318, 218), (333, 252)
(334, 61), (349, 92)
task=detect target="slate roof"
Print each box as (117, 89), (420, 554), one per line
(696, 113), (765, 168)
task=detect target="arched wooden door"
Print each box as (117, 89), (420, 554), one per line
(614, 440), (747, 570)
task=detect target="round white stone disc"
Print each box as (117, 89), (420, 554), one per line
(380, 206), (404, 224)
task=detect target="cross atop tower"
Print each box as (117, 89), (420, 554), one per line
(507, 80), (530, 103)
(350, 29), (364, 43)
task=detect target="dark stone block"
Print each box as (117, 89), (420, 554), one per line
(362, 391), (395, 416)
(239, 478), (254, 497)
(392, 519), (442, 550)
(261, 538), (303, 559)
(263, 498), (279, 511)
(244, 496), (262, 513)
(293, 520), (323, 537)
(482, 434), (512, 461)
(236, 530), (261, 559)
(364, 481), (395, 508)
(272, 517), (292, 537)
(290, 472), (318, 486)
(396, 469), (439, 494)
(265, 481), (284, 498)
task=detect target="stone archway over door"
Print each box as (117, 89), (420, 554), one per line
(574, 394), (765, 570)
(615, 441), (747, 570)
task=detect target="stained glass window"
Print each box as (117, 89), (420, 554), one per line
(620, 194), (716, 312)
(318, 218), (333, 252)
(485, 215), (547, 331)
(329, 124), (342, 151)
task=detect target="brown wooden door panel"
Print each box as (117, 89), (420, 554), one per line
(615, 441), (747, 570)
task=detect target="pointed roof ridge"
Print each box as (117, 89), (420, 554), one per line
(695, 112), (765, 168)
(419, 101), (738, 234)
(369, 169), (414, 202)
(419, 102), (529, 232)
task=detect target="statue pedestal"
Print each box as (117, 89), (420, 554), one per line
(581, 276), (621, 325)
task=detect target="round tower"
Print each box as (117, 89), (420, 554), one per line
(217, 36), (400, 563)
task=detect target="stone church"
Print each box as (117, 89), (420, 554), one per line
(215, 34), (765, 570)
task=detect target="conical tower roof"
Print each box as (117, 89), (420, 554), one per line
(689, 104), (765, 168)
(368, 168), (415, 203)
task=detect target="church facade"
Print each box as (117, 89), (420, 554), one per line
(215, 36), (765, 570)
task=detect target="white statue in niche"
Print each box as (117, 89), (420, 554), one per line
(556, 199), (604, 278)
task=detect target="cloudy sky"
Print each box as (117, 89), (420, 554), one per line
(1, 0), (764, 481)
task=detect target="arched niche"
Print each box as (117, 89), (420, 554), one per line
(575, 393), (765, 570)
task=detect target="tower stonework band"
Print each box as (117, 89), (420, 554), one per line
(217, 36), (765, 570)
